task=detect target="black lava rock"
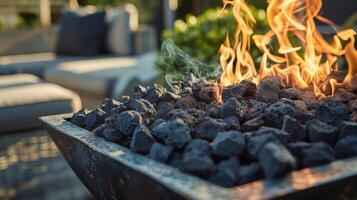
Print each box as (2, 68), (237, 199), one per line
(316, 100), (349, 125)
(288, 142), (335, 168)
(175, 96), (198, 109)
(298, 90), (318, 110)
(307, 119), (338, 146)
(184, 139), (211, 156)
(94, 124), (122, 142)
(221, 80), (257, 101)
(335, 136), (357, 159)
(156, 102), (174, 119)
(178, 152), (216, 178)
(161, 91), (180, 102)
(206, 102), (222, 118)
(209, 157), (240, 187)
(255, 126), (290, 144)
(128, 98), (156, 117)
(163, 118), (192, 149)
(148, 143), (174, 163)
(247, 133), (280, 159)
(146, 84), (165, 103)
(244, 100), (268, 121)
(212, 131), (245, 158)
(167, 109), (196, 127)
(194, 117), (227, 141)
(84, 108), (107, 130)
(258, 142), (296, 179)
(338, 121), (357, 139)
(264, 101), (296, 128)
(279, 88), (303, 100)
(221, 97), (249, 120)
(133, 85), (147, 96)
(256, 76), (285, 104)
(130, 125), (156, 154)
(115, 110), (143, 137)
(241, 116), (264, 132)
(71, 108), (88, 128)
(100, 98), (121, 113)
(236, 163), (263, 185)
(223, 116), (241, 130)
(281, 115), (307, 142)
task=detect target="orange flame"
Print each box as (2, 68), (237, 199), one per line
(219, 0), (357, 98)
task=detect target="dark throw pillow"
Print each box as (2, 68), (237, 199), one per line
(55, 10), (107, 56)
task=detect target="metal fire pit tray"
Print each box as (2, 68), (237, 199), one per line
(40, 114), (357, 200)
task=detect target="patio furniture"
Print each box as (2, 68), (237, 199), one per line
(0, 74), (81, 133)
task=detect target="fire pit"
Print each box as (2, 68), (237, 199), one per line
(41, 0), (357, 199)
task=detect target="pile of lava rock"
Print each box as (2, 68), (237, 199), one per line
(71, 76), (357, 187)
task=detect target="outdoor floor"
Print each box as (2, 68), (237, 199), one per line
(0, 130), (93, 200)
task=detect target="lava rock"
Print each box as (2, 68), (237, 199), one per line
(326, 88), (356, 103)
(199, 85), (219, 103)
(184, 139), (212, 156)
(298, 90), (318, 110)
(130, 125), (156, 154)
(133, 84), (147, 95)
(128, 98), (156, 117)
(94, 125), (122, 142)
(348, 99), (357, 111)
(156, 102), (174, 119)
(175, 95), (198, 109)
(221, 80), (257, 101)
(279, 88), (303, 100)
(148, 143), (174, 163)
(223, 116), (241, 130)
(187, 108), (206, 121)
(335, 136), (357, 159)
(281, 115), (307, 142)
(161, 91), (180, 102)
(212, 131), (245, 158)
(206, 102), (222, 118)
(100, 98), (121, 113)
(241, 116), (264, 132)
(84, 108), (107, 130)
(244, 100), (268, 121)
(307, 119), (339, 146)
(71, 108), (88, 128)
(351, 112), (357, 122)
(255, 127), (290, 144)
(264, 101), (296, 128)
(247, 133), (280, 159)
(236, 163), (263, 185)
(194, 117), (227, 141)
(167, 109), (196, 127)
(115, 110), (143, 136)
(209, 157), (240, 187)
(256, 76), (285, 104)
(168, 152), (183, 168)
(146, 84), (165, 103)
(338, 121), (357, 139)
(157, 118), (192, 149)
(221, 97), (249, 120)
(315, 100), (349, 125)
(288, 142), (335, 168)
(178, 152), (216, 178)
(258, 142), (296, 179)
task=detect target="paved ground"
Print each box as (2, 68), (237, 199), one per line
(0, 130), (93, 200)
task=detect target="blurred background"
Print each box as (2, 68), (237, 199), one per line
(0, 0), (355, 200)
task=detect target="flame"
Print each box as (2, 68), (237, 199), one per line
(219, 0), (357, 97)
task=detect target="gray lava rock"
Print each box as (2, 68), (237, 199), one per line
(241, 116), (264, 132)
(256, 76), (285, 104)
(71, 108), (88, 128)
(194, 117), (227, 141)
(221, 97), (249, 120)
(156, 102), (174, 119)
(236, 163), (263, 185)
(348, 99), (357, 111)
(198, 86), (219, 103)
(146, 84), (165, 103)
(244, 100), (268, 121)
(133, 85), (147, 95)
(221, 80), (257, 101)
(94, 124), (123, 142)
(175, 96), (198, 109)
(100, 98), (121, 113)
(223, 116), (241, 130)
(187, 108), (206, 121)
(85, 108), (107, 130)
(130, 125), (156, 154)
(335, 136), (357, 159)
(326, 88), (356, 103)
(184, 139), (211, 156)
(128, 98), (156, 117)
(258, 142), (296, 179)
(115, 110), (143, 136)
(307, 119), (338, 146)
(247, 133), (280, 159)
(282, 115), (307, 142)
(298, 91), (318, 110)
(287, 142), (335, 168)
(338, 121), (357, 139)
(148, 143), (174, 163)
(255, 126), (290, 144)
(209, 157), (240, 187)
(264, 101), (296, 128)
(161, 91), (180, 102)
(316, 100), (349, 125)
(178, 152), (216, 178)
(212, 131), (245, 158)
(279, 88), (303, 100)
(156, 118), (192, 149)
(167, 109), (196, 127)
(206, 102), (222, 118)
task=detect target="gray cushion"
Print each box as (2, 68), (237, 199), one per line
(0, 82), (82, 133)
(44, 52), (158, 98)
